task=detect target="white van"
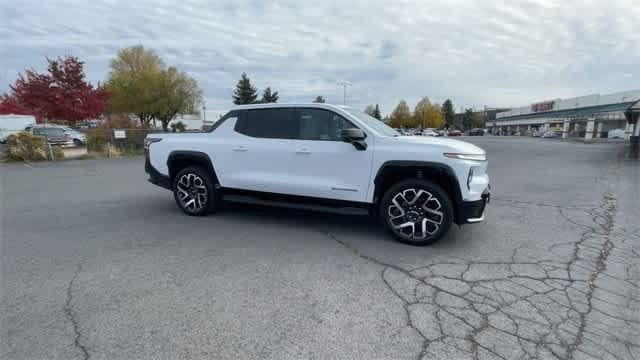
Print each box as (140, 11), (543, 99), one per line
(0, 114), (36, 143)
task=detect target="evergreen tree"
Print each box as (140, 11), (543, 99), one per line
(373, 104), (382, 120)
(462, 108), (479, 130)
(232, 73), (258, 105)
(441, 99), (455, 129)
(260, 86), (279, 103)
(313, 95), (326, 103)
(364, 104), (376, 117)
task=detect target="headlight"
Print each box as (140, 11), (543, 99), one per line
(467, 167), (475, 190)
(444, 153), (487, 161)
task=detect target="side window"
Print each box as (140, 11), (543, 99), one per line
(297, 108), (358, 141)
(235, 108), (298, 139)
(207, 111), (237, 132)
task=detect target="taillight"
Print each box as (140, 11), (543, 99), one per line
(144, 138), (161, 159)
(144, 137), (162, 150)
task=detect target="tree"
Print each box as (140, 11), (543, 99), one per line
(0, 93), (30, 115)
(414, 98), (445, 128)
(107, 46), (166, 127)
(260, 86), (279, 103)
(364, 104), (376, 117)
(462, 108), (483, 130)
(427, 103), (445, 128)
(441, 99), (455, 129)
(232, 73), (258, 105)
(364, 104), (382, 120)
(389, 100), (412, 128)
(7, 56), (109, 123)
(153, 67), (203, 131)
(373, 104), (382, 120)
(170, 121), (186, 132)
(109, 45), (164, 74)
(313, 95), (326, 103)
(413, 97), (431, 128)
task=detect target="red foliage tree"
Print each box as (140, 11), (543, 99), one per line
(0, 94), (31, 115)
(8, 56), (110, 124)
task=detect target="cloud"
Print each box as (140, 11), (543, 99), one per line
(1, 0), (638, 116)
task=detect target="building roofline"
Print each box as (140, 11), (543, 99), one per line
(496, 101), (637, 122)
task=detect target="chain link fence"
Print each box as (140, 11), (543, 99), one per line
(85, 128), (157, 158)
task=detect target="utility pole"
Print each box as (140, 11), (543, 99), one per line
(337, 81), (352, 105)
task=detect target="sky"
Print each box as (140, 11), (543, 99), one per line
(1, 0), (638, 118)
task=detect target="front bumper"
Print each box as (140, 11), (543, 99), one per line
(145, 158), (171, 190)
(459, 187), (490, 224)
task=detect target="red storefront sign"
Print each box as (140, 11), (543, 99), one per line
(531, 101), (554, 112)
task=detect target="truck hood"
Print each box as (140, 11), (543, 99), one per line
(390, 136), (486, 155)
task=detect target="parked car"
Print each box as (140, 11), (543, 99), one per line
(30, 127), (72, 146)
(145, 103), (490, 246)
(468, 128), (485, 136)
(422, 129), (438, 137)
(607, 129), (625, 139)
(448, 129), (463, 136)
(60, 126), (86, 145)
(542, 131), (562, 138)
(435, 129), (447, 137)
(26, 124), (85, 145)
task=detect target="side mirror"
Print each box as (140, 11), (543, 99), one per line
(340, 128), (367, 150)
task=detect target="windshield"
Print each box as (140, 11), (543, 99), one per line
(343, 108), (399, 137)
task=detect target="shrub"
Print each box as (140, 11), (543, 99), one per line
(6, 132), (49, 161)
(170, 121), (186, 132)
(86, 129), (111, 152)
(52, 146), (65, 160)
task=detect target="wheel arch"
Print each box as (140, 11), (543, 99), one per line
(373, 161), (463, 224)
(167, 151), (219, 185)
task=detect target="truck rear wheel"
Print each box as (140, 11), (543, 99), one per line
(172, 166), (219, 216)
(380, 179), (453, 246)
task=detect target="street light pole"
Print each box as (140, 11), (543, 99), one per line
(337, 81), (352, 105)
(202, 102), (207, 123)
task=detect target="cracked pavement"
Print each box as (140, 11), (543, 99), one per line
(1, 137), (639, 359)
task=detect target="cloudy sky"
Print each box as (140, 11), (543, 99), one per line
(1, 0), (638, 117)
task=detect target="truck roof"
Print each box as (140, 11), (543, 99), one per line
(229, 103), (354, 111)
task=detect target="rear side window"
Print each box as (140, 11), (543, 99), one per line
(34, 128), (64, 136)
(235, 108), (298, 139)
(297, 108), (357, 141)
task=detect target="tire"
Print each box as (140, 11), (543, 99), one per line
(73, 139), (83, 146)
(172, 166), (219, 216)
(380, 179), (454, 246)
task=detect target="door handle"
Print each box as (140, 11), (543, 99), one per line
(232, 146), (248, 152)
(295, 148), (312, 155)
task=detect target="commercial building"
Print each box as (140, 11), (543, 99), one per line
(488, 90), (640, 140)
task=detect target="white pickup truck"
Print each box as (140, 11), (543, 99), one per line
(145, 103), (490, 245)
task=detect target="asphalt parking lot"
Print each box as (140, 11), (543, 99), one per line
(1, 137), (639, 360)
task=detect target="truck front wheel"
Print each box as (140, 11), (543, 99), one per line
(172, 166), (219, 216)
(380, 179), (453, 246)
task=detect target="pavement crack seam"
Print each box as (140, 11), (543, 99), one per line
(320, 190), (638, 360)
(64, 263), (90, 360)
(320, 230), (429, 360)
(491, 197), (596, 210)
(565, 193), (617, 360)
